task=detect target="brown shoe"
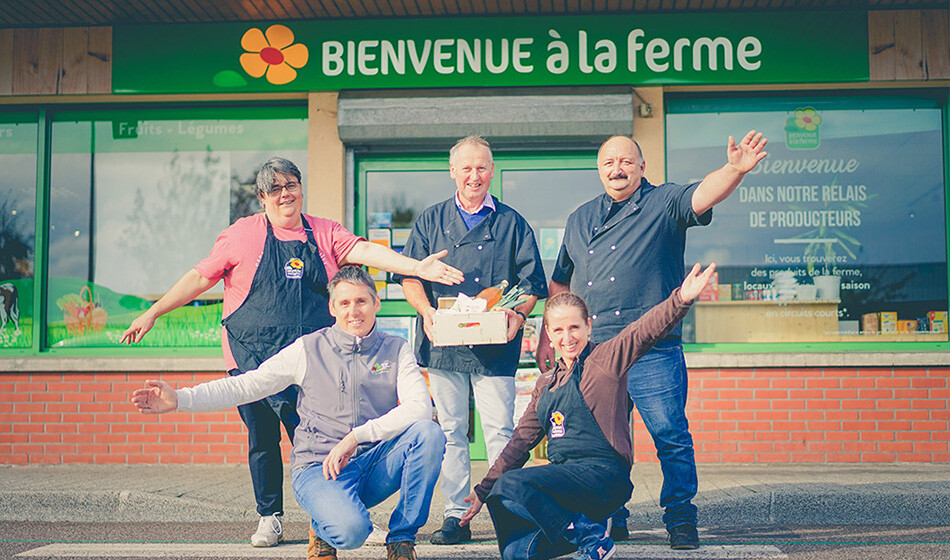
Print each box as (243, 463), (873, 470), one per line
(307, 527), (337, 560)
(386, 540), (417, 560)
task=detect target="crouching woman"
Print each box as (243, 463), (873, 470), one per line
(459, 263), (715, 560)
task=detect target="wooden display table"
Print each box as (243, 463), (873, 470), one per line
(694, 300), (840, 343)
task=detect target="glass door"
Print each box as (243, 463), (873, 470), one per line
(356, 151), (600, 316)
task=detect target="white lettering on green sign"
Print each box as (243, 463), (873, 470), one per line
(323, 37), (538, 76)
(319, 29), (762, 78)
(111, 11), (870, 92)
(628, 30), (762, 72)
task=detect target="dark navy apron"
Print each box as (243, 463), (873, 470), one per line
(222, 216), (334, 426)
(487, 362), (632, 559)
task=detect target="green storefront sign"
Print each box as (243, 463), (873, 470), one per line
(113, 11), (869, 94)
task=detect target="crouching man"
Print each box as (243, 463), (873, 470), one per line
(131, 266), (445, 560)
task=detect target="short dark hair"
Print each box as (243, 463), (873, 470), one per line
(328, 265), (379, 303)
(543, 292), (590, 323)
(256, 157), (302, 196)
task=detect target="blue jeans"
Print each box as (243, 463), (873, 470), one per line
(291, 420), (446, 547)
(428, 368), (515, 518)
(626, 339), (697, 529)
(494, 497), (607, 560)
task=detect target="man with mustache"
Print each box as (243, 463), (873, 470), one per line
(536, 132), (767, 550)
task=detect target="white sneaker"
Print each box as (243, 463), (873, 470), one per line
(251, 514), (284, 547)
(364, 522), (387, 546)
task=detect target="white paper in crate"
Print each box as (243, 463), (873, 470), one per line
(433, 293), (506, 346)
(448, 293), (488, 313)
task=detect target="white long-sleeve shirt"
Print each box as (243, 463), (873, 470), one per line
(177, 327), (431, 447)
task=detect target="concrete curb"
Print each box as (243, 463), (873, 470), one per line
(3, 464), (948, 527)
(4, 482), (949, 526)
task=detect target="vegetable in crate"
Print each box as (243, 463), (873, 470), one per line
(475, 280), (508, 309)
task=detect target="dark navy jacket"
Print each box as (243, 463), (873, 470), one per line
(552, 179), (710, 343)
(397, 196), (547, 376)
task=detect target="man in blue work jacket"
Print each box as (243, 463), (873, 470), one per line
(537, 131), (768, 550)
(398, 135), (548, 545)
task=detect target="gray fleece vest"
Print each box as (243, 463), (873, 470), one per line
(291, 324), (405, 469)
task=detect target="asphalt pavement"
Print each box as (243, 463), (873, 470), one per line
(2, 460), (949, 530)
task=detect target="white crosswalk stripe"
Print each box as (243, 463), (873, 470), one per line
(18, 542), (787, 558)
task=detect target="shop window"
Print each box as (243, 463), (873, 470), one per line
(0, 113), (37, 349)
(500, 167), (601, 284)
(667, 94), (948, 345)
(46, 107), (308, 348)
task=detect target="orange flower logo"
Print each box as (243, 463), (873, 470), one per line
(240, 25), (308, 85)
(289, 258), (304, 270)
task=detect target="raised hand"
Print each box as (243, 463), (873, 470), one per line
(680, 262), (717, 303)
(726, 130), (768, 175)
(130, 380), (178, 414)
(416, 249), (465, 285)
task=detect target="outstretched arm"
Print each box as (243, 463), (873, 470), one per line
(131, 341), (305, 415)
(342, 241), (464, 285)
(692, 130), (768, 216)
(121, 269), (215, 344)
(596, 263), (716, 377)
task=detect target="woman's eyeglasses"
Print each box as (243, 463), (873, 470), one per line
(266, 182), (301, 196)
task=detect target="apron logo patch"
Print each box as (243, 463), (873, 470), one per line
(284, 258), (304, 279)
(549, 410), (566, 438)
(370, 361), (392, 375)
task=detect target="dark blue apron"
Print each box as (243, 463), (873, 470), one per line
(487, 362), (632, 559)
(222, 216), (334, 423)
(538, 365), (627, 466)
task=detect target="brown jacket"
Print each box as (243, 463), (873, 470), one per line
(473, 288), (692, 502)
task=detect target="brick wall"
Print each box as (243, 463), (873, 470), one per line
(1, 366), (947, 464)
(632, 366), (950, 464)
(0, 372), (293, 465)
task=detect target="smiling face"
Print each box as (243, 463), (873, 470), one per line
(329, 280), (380, 338)
(258, 172), (303, 228)
(450, 142), (495, 210)
(597, 136), (646, 202)
(544, 305), (592, 368)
